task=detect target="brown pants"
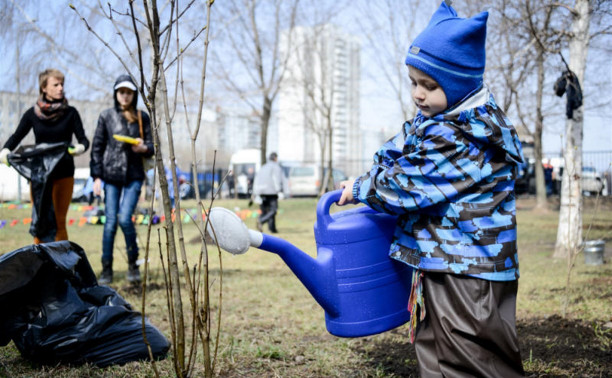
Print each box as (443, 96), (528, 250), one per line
(415, 272), (524, 378)
(32, 176), (74, 244)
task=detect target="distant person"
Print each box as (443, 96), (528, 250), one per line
(0, 68), (89, 244)
(252, 152), (288, 233)
(227, 171), (235, 198)
(246, 166), (255, 198)
(236, 166), (251, 198)
(338, 3), (524, 376)
(543, 159), (554, 196)
(144, 167), (156, 200)
(178, 174), (191, 200)
(90, 74), (154, 285)
(166, 168), (176, 207)
(84, 176), (103, 206)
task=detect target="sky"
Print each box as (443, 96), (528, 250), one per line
(355, 25), (612, 156)
(1, 0), (611, 157)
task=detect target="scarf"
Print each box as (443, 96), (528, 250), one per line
(407, 269), (426, 343)
(34, 95), (69, 121)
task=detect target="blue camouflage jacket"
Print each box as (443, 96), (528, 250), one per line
(353, 88), (524, 281)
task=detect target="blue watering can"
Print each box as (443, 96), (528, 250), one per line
(207, 189), (412, 337)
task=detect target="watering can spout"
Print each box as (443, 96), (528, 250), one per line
(206, 207), (340, 317)
(258, 235), (340, 317)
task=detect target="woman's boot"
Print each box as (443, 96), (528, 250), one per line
(98, 259), (113, 285)
(127, 256), (141, 283)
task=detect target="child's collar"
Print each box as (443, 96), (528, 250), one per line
(444, 86), (490, 117)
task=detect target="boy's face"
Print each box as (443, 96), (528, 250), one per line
(408, 66), (448, 117)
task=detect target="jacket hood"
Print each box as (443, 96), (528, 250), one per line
(435, 86), (524, 166)
(113, 74), (139, 110)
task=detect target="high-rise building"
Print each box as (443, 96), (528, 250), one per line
(278, 24), (361, 177)
(216, 107), (260, 153)
(215, 106), (280, 166)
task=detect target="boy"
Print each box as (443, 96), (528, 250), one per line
(339, 2), (525, 376)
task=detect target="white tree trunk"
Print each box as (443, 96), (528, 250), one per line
(554, 108), (584, 258)
(553, 0), (590, 258)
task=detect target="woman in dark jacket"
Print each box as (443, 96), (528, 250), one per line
(90, 74), (154, 284)
(0, 68), (89, 244)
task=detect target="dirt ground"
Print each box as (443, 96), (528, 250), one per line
(351, 315), (612, 377)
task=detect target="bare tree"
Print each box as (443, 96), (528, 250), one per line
(2, 1), (128, 97)
(72, 1), (218, 377)
(521, 1), (568, 209)
(473, 0), (564, 209)
(211, 0), (300, 166)
(353, 0), (433, 122)
(553, 0), (591, 259)
(551, 0), (611, 259)
(289, 24), (338, 195)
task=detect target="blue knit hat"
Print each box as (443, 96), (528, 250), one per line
(405, 2), (488, 108)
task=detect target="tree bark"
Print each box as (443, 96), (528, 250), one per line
(534, 49), (547, 208)
(553, 0), (590, 259)
(260, 97), (272, 165)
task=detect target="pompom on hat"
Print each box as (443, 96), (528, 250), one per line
(405, 1), (488, 108)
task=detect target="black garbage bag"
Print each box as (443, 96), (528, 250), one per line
(7, 142), (68, 241)
(0, 241), (170, 367)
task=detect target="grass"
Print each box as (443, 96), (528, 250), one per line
(0, 196), (611, 377)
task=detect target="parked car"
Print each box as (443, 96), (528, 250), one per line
(581, 166), (605, 196)
(0, 164), (30, 201)
(549, 161), (606, 197)
(287, 164), (347, 197)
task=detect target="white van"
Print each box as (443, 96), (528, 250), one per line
(229, 149), (261, 198)
(0, 164), (30, 202)
(288, 164), (347, 197)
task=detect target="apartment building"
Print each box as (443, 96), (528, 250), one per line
(277, 24), (362, 177)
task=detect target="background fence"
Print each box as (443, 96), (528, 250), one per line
(544, 150), (612, 196)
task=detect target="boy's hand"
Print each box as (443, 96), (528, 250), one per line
(338, 179), (357, 206)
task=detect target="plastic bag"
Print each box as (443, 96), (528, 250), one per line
(7, 142), (68, 241)
(0, 241), (170, 367)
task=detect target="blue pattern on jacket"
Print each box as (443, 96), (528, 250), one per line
(353, 90), (524, 281)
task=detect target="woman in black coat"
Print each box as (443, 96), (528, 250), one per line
(90, 74), (154, 284)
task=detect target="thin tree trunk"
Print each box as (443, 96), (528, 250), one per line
(15, 40), (23, 203)
(318, 129), (327, 197)
(325, 116), (334, 192)
(143, 5), (187, 373)
(260, 97), (272, 165)
(534, 49), (547, 208)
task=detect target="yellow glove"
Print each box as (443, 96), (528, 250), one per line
(0, 148), (10, 166)
(68, 144), (86, 156)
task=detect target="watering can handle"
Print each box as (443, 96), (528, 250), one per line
(316, 189), (343, 229)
